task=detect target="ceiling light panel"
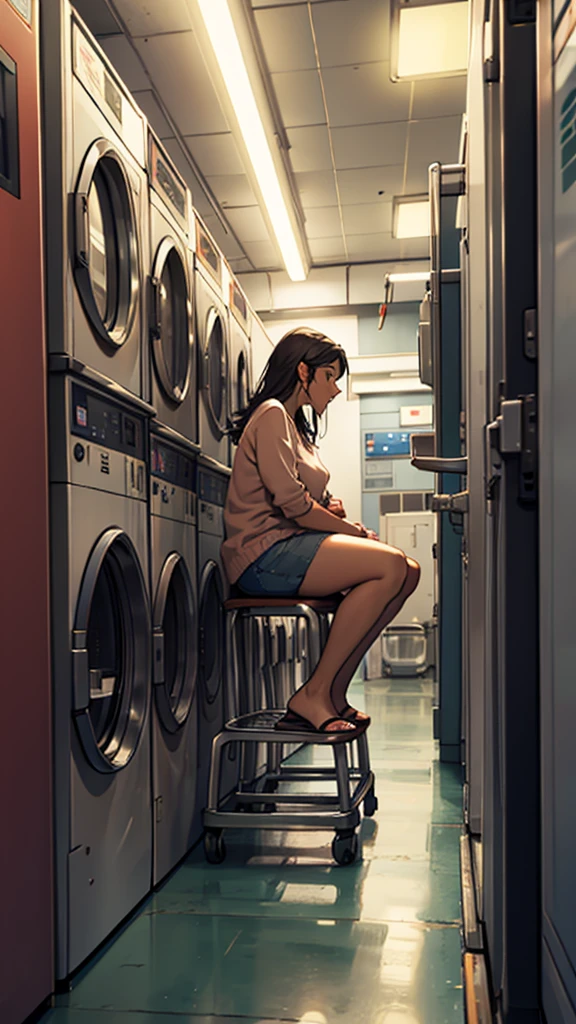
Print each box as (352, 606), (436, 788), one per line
(393, 198), (430, 238)
(392, 0), (469, 81)
(196, 0), (308, 280)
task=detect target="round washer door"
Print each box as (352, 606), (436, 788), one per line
(202, 307), (228, 438)
(73, 139), (140, 349)
(150, 237), (193, 404)
(153, 552), (197, 732)
(198, 559), (225, 722)
(72, 529), (150, 774)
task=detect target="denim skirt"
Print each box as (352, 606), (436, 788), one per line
(237, 531), (331, 597)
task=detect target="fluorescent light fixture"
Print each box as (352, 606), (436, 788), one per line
(393, 197), (430, 239)
(391, 0), (469, 81)
(196, 0), (306, 281)
(387, 272), (430, 283)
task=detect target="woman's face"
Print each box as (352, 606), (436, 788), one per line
(305, 358), (343, 415)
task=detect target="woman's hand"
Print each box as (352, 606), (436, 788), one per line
(327, 497), (346, 518)
(354, 522), (380, 542)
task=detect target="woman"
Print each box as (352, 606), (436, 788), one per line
(222, 328), (421, 738)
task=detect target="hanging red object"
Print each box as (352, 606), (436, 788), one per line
(378, 303), (388, 330)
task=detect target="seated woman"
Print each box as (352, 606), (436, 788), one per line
(222, 328), (420, 738)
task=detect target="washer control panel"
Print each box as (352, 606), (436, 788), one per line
(69, 382), (146, 499)
(198, 468), (228, 536)
(150, 436), (196, 525)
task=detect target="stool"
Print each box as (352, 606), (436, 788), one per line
(202, 595), (378, 867)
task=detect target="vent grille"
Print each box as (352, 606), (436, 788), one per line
(379, 491), (433, 515)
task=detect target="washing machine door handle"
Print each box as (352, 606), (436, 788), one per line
(75, 193), (90, 269)
(153, 628), (165, 685)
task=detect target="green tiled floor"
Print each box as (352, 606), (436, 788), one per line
(43, 675), (464, 1024)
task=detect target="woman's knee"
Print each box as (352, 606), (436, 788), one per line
(375, 548), (408, 589)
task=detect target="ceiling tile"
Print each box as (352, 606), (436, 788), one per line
(242, 239), (283, 271)
(286, 126), (333, 172)
(345, 232), (404, 259)
(342, 201), (393, 235)
(323, 62), (411, 128)
(133, 32), (229, 135)
(303, 206), (342, 239)
(252, 0), (326, 5)
(399, 238), (431, 259)
(406, 116), (462, 184)
(312, 0), (390, 68)
(131, 89), (172, 139)
(308, 237), (348, 262)
(100, 35), (150, 91)
(332, 122), (408, 170)
(225, 207), (270, 243)
(295, 171), (338, 208)
(336, 165), (405, 204)
(205, 174), (258, 208)
(271, 70), (326, 128)
(229, 258), (254, 274)
(71, 0), (121, 36)
(412, 77), (467, 120)
(111, 0), (192, 36)
(254, 6), (317, 72)
(184, 133), (245, 177)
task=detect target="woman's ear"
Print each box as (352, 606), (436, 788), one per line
(297, 361), (309, 387)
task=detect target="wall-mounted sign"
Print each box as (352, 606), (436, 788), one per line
(400, 404), (433, 426)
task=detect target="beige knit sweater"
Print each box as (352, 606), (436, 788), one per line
(221, 399), (330, 584)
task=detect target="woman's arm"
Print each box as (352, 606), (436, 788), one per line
(294, 500), (367, 538)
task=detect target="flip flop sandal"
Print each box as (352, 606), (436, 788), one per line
(338, 704), (371, 725)
(275, 709), (368, 739)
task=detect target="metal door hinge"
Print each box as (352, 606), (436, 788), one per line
(524, 308), (537, 360)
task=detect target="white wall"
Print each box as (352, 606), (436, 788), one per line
(264, 316), (362, 525)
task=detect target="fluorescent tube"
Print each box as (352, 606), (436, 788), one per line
(196, 0), (307, 281)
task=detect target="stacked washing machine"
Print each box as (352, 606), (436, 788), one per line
(42, 2), (155, 980)
(192, 213), (238, 804)
(146, 128), (202, 884)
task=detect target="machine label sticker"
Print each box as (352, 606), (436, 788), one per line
(73, 25), (105, 102)
(8, 0), (32, 24)
(104, 75), (122, 126)
(76, 406), (88, 428)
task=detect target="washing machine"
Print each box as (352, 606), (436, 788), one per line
(148, 131), (197, 444)
(150, 428), (201, 884)
(194, 216), (231, 466)
(49, 372), (152, 979)
(41, 2), (148, 399)
(196, 454), (238, 812)
(227, 274), (253, 423)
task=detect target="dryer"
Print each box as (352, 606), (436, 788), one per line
(148, 132), (197, 444)
(49, 373), (153, 979)
(196, 455), (237, 813)
(150, 428), (201, 884)
(228, 274), (253, 424)
(42, 2), (148, 398)
(194, 216), (231, 466)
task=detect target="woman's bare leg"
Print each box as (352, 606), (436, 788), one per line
(330, 558), (421, 715)
(287, 536), (409, 731)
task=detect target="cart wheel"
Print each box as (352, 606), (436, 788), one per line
(204, 829), (226, 864)
(332, 830), (359, 866)
(363, 790), (378, 817)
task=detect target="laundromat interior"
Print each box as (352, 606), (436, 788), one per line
(2, 0), (576, 1022)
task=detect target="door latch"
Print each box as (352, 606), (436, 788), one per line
(496, 394), (537, 505)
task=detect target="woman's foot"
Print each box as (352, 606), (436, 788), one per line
(287, 683), (357, 734)
(339, 704), (371, 725)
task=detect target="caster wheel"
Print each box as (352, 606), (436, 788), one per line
(332, 830), (359, 866)
(363, 791), (378, 817)
(204, 829), (226, 865)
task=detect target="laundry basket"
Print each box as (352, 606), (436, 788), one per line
(382, 624), (428, 676)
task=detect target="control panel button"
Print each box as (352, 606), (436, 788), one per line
(74, 443), (85, 462)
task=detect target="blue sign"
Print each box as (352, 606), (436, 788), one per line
(365, 431), (412, 459)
